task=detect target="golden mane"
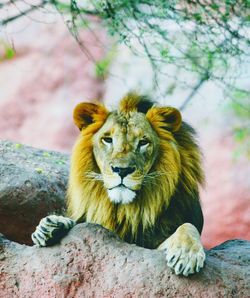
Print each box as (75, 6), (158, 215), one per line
(67, 93), (204, 248)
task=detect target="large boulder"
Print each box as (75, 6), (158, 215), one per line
(0, 224), (249, 297)
(0, 140), (68, 245)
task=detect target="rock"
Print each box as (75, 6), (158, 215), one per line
(0, 224), (249, 297)
(0, 140), (68, 245)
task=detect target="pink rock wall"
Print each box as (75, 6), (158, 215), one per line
(201, 134), (250, 248)
(0, 17), (106, 152)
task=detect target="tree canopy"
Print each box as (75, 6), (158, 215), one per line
(1, 1), (249, 103)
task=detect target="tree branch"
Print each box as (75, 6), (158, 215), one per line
(0, 0), (99, 27)
(179, 76), (208, 111)
(1, 1), (48, 26)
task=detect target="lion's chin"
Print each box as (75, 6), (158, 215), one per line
(107, 186), (136, 204)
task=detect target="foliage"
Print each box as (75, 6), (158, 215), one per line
(0, 41), (15, 61)
(1, 1), (249, 88)
(95, 48), (116, 79)
(88, 1), (250, 95)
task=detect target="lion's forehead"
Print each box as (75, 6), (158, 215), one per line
(100, 112), (154, 140)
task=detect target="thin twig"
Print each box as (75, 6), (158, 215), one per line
(179, 76), (208, 111)
(1, 1), (48, 26)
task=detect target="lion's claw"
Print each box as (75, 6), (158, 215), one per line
(31, 215), (76, 247)
(159, 223), (206, 276)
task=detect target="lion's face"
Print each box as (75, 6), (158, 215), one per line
(92, 112), (160, 204)
(72, 93), (183, 205)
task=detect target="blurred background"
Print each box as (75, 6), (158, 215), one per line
(0, 1), (249, 248)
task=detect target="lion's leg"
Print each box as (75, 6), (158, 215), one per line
(31, 215), (76, 247)
(157, 223), (205, 276)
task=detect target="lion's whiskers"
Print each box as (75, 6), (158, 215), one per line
(84, 171), (169, 187)
(142, 171), (169, 186)
(85, 171), (103, 182)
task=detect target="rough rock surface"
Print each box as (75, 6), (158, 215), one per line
(0, 224), (249, 298)
(0, 140), (68, 245)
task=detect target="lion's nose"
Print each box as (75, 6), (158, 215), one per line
(111, 166), (135, 178)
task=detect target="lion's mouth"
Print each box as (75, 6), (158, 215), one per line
(108, 183), (134, 191)
(107, 184), (137, 204)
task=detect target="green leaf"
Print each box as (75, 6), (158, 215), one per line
(95, 48), (116, 79)
(95, 58), (110, 79)
(35, 168), (43, 174)
(160, 48), (169, 58)
(5, 47), (15, 59)
(14, 143), (22, 149)
(43, 152), (51, 158)
(56, 160), (66, 165)
(234, 128), (246, 142)
(210, 3), (220, 10)
(193, 13), (203, 23)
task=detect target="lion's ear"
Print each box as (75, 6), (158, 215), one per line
(146, 107), (182, 132)
(73, 102), (108, 130)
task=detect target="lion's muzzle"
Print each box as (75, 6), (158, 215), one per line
(111, 166), (136, 178)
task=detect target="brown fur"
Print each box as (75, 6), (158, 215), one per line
(67, 93), (204, 249)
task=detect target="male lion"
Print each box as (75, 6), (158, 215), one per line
(32, 93), (205, 276)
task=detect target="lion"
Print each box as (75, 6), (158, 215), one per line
(32, 93), (205, 276)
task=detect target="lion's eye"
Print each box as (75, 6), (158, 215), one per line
(102, 137), (112, 145)
(138, 139), (149, 147)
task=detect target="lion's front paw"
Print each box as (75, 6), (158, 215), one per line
(159, 223), (206, 276)
(165, 238), (205, 276)
(31, 215), (76, 247)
